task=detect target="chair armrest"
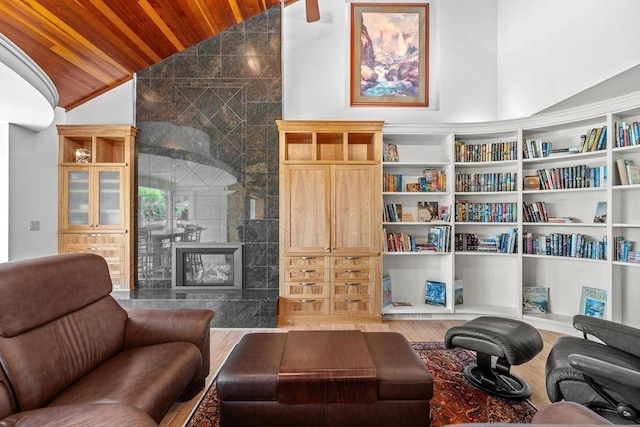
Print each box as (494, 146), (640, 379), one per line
(123, 308), (214, 353)
(568, 354), (640, 389)
(573, 315), (640, 358)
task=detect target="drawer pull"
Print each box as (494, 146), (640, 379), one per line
(297, 299), (316, 303)
(299, 269), (316, 273)
(345, 269), (361, 273)
(89, 234), (102, 237)
(299, 256), (316, 260)
(345, 282), (361, 286)
(344, 256), (361, 260)
(88, 247), (102, 251)
(345, 299), (362, 303)
(298, 282), (316, 286)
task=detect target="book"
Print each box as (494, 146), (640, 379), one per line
(406, 183), (421, 192)
(593, 201), (606, 223)
(579, 286), (607, 319)
(383, 142), (399, 162)
(417, 201), (438, 222)
(454, 279), (463, 305)
(438, 205), (450, 222)
(628, 164), (640, 185)
(425, 280), (446, 306)
(382, 275), (393, 308)
(617, 158), (633, 185)
(523, 175), (540, 190)
(547, 217), (575, 223)
(391, 301), (412, 307)
(522, 286), (549, 314)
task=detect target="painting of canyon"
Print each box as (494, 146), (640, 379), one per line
(351, 4), (428, 107)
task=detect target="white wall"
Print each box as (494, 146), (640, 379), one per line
(497, 0), (640, 119)
(65, 80), (136, 125)
(8, 117), (60, 260)
(282, 0), (499, 123)
(7, 81), (135, 261)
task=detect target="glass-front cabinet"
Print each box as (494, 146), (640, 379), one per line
(61, 167), (124, 230)
(57, 125), (137, 290)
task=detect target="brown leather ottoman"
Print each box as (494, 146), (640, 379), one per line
(217, 331), (433, 427)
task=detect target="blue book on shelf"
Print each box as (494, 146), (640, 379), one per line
(425, 280), (446, 306)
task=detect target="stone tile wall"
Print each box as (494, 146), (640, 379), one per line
(129, 5), (281, 327)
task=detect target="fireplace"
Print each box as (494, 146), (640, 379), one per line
(172, 243), (243, 290)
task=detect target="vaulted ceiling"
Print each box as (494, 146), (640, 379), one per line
(0, 0), (283, 110)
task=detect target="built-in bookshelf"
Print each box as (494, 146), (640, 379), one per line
(381, 132), (454, 314)
(380, 92), (640, 332)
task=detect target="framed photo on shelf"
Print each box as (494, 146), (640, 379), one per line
(579, 286), (607, 319)
(522, 286), (549, 314)
(350, 3), (429, 107)
(593, 201), (607, 223)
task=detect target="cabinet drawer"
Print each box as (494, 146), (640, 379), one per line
(284, 281), (330, 297)
(63, 246), (125, 276)
(332, 256), (372, 268)
(332, 268), (372, 281)
(332, 297), (374, 315)
(285, 267), (326, 281)
(283, 298), (329, 315)
(285, 256), (326, 268)
(332, 281), (374, 298)
(64, 233), (124, 245)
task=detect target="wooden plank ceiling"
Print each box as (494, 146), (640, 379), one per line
(0, 0), (282, 110)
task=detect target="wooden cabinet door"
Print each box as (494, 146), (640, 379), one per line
(331, 165), (379, 253)
(282, 165), (330, 253)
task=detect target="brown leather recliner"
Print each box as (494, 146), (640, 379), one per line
(0, 253), (214, 426)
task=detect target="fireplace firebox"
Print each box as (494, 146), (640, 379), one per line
(172, 243), (243, 290)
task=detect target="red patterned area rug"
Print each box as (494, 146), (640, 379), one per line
(186, 342), (537, 426)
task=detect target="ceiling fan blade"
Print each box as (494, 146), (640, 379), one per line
(305, 0), (320, 22)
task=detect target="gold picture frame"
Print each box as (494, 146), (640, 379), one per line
(350, 3), (429, 107)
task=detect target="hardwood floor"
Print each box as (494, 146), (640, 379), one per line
(159, 320), (564, 426)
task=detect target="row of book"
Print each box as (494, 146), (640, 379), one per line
(579, 126), (607, 152)
(523, 232), (607, 259)
(454, 228), (518, 253)
(454, 201), (518, 223)
(384, 203), (405, 222)
(615, 121), (640, 147)
(613, 236), (639, 263)
(534, 165), (607, 190)
(454, 172), (517, 192)
(455, 140), (517, 163)
(522, 201), (549, 223)
(383, 225), (451, 252)
(520, 128), (605, 160)
(383, 171), (446, 192)
(384, 231), (418, 252)
(522, 140), (553, 159)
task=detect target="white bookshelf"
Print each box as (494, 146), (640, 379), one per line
(380, 92), (640, 332)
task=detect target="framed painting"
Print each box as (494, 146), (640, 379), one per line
(350, 3), (429, 107)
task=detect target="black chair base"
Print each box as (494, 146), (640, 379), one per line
(463, 354), (531, 400)
(445, 316), (543, 401)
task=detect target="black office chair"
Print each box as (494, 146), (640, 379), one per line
(545, 315), (640, 424)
